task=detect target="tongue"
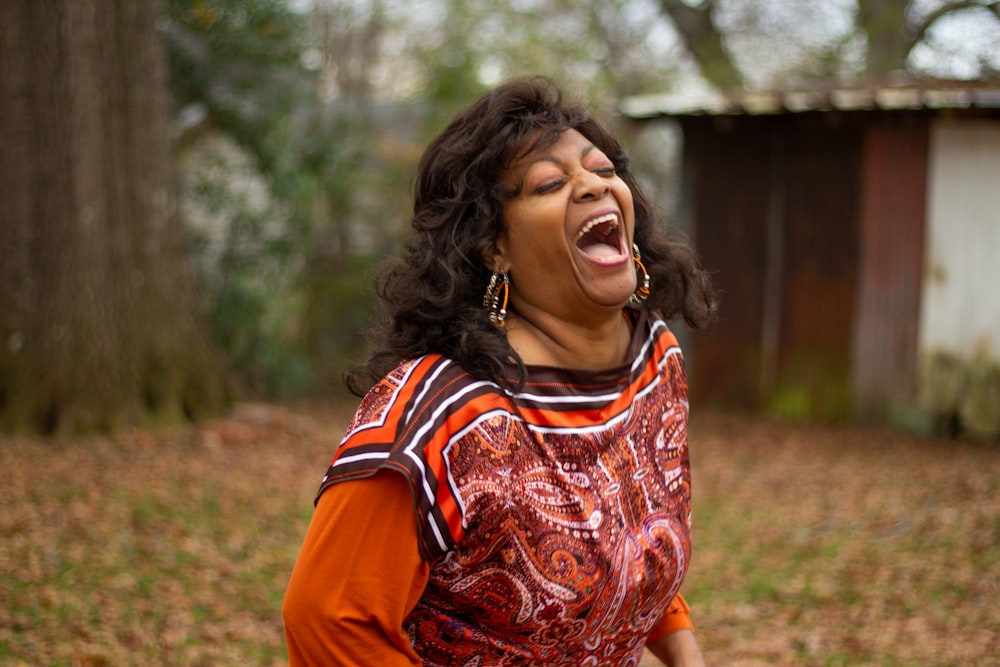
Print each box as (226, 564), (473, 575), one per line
(579, 242), (620, 259)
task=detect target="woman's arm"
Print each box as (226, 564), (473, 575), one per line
(283, 470), (428, 666)
(646, 628), (706, 667)
(644, 593), (706, 667)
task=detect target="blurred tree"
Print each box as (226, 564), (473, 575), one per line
(0, 0), (234, 434)
(164, 0), (312, 171)
(656, 0), (1000, 90)
(290, 0), (411, 393)
(858, 0), (918, 75)
(657, 0), (744, 90)
(163, 0), (323, 396)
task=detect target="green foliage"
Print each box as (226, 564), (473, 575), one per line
(178, 132), (308, 397)
(921, 350), (1000, 441)
(300, 252), (382, 394)
(767, 385), (814, 420)
(762, 349), (854, 423)
(163, 0), (312, 164)
(163, 1), (319, 396)
(164, 1), (403, 397)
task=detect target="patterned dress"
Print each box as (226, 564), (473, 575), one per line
(317, 311), (693, 666)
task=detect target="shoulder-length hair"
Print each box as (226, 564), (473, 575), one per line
(346, 77), (717, 395)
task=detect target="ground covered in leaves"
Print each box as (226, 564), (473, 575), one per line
(1, 404), (997, 666)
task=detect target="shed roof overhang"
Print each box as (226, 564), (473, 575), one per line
(620, 80), (1000, 119)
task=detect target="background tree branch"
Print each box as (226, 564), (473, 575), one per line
(656, 0), (744, 90)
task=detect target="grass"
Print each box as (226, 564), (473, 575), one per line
(1, 405), (997, 666)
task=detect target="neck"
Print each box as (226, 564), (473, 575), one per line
(505, 308), (631, 370)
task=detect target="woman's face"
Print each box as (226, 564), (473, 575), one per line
(493, 129), (637, 326)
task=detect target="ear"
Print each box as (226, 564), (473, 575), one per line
(483, 230), (510, 273)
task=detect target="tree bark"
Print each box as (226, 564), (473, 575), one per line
(657, 0), (744, 90)
(0, 0), (234, 434)
(857, 0), (915, 76)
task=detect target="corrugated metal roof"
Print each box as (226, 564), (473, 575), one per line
(620, 80), (1000, 119)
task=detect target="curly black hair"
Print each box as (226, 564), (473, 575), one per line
(345, 77), (717, 396)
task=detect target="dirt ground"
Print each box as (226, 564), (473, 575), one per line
(1, 404), (997, 666)
(668, 411), (1000, 666)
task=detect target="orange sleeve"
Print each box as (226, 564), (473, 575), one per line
(646, 592), (695, 643)
(283, 470), (429, 666)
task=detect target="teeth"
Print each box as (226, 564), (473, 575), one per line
(576, 213), (619, 240)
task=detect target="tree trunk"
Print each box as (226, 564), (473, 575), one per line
(657, 0), (744, 91)
(857, 0), (915, 76)
(0, 0), (234, 434)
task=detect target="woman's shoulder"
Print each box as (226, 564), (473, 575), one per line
(346, 354), (507, 435)
(375, 354), (503, 401)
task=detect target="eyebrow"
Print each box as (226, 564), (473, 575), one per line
(524, 143), (599, 168)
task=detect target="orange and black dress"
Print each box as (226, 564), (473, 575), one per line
(283, 311), (696, 666)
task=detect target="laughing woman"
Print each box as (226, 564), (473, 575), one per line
(283, 77), (717, 666)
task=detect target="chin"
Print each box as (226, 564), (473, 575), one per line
(590, 293), (634, 310)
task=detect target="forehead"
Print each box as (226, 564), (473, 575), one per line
(515, 129), (593, 161)
(506, 129), (604, 175)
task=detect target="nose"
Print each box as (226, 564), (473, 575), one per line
(574, 170), (610, 201)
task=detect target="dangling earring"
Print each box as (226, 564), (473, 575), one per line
(483, 270), (510, 328)
(629, 243), (650, 305)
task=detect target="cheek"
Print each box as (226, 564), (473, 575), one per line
(617, 187), (636, 229)
(500, 198), (574, 271)
(616, 181), (635, 207)
(506, 203), (557, 244)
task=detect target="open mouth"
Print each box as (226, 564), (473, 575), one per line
(575, 213), (623, 260)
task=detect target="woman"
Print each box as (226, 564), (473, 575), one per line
(283, 77), (717, 666)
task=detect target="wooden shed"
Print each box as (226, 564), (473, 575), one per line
(622, 81), (1000, 438)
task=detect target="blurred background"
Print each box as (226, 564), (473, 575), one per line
(3, 4), (1000, 666)
(2, 0), (999, 437)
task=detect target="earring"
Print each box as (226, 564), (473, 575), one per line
(629, 243), (650, 305)
(483, 270), (510, 328)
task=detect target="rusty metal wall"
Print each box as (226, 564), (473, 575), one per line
(682, 114), (864, 416)
(851, 119), (928, 418)
(682, 117), (770, 409)
(637, 84), (997, 423)
(775, 119), (861, 418)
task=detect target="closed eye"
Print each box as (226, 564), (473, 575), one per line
(534, 178), (566, 194)
(531, 164), (615, 195)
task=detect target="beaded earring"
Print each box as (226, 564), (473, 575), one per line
(629, 244), (650, 305)
(483, 270), (510, 328)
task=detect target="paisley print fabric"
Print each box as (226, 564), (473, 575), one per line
(317, 312), (692, 666)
